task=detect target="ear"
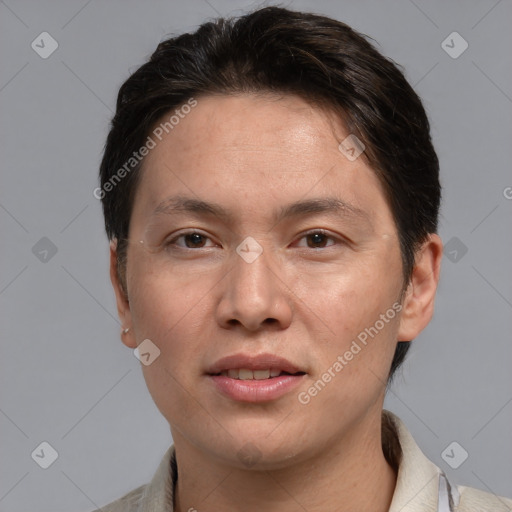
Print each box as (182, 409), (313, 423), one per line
(397, 234), (443, 342)
(110, 240), (137, 348)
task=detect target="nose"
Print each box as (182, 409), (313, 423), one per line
(215, 244), (293, 332)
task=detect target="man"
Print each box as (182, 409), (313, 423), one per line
(95, 6), (512, 511)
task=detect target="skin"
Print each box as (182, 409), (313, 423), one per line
(110, 93), (443, 512)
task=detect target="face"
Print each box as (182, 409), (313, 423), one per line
(111, 93), (439, 469)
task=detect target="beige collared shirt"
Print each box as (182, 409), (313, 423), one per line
(93, 410), (512, 511)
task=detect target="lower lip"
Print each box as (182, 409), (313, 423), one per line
(208, 374), (305, 403)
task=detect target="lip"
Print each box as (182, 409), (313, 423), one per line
(208, 374), (305, 403)
(206, 352), (304, 375)
(206, 352), (307, 403)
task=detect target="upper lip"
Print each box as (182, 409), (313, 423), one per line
(206, 352), (305, 375)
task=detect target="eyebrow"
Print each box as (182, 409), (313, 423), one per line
(150, 194), (370, 226)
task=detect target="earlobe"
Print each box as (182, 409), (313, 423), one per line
(397, 234), (443, 342)
(109, 240), (137, 349)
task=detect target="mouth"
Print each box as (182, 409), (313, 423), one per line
(206, 353), (307, 402)
(206, 352), (306, 375)
(211, 368), (306, 380)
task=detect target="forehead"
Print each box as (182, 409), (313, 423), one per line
(131, 93), (392, 229)
(157, 93), (347, 159)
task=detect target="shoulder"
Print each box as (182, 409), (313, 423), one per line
(383, 411), (512, 512)
(90, 445), (176, 512)
(455, 484), (512, 511)
(90, 484), (146, 512)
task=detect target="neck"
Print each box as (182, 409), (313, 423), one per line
(172, 410), (398, 512)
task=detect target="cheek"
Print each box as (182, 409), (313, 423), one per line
(130, 276), (209, 359)
(295, 253), (400, 330)
(294, 252), (402, 382)
(125, 258), (206, 394)
(128, 267), (215, 427)
(298, 287), (400, 416)
(127, 245), (214, 331)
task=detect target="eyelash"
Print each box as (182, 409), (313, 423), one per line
(164, 229), (343, 251)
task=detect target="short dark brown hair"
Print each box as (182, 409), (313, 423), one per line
(99, 6), (440, 381)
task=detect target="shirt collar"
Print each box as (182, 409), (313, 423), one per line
(384, 410), (452, 512)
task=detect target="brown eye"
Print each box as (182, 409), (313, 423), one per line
(183, 233), (207, 248)
(306, 232), (330, 248)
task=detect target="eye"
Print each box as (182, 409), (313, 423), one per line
(295, 230), (339, 249)
(166, 231), (216, 249)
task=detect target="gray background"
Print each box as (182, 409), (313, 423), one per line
(1, 0), (511, 510)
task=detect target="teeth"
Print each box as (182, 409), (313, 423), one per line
(220, 368), (284, 380)
(239, 369), (253, 380)
(253, 369), (270, 380)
